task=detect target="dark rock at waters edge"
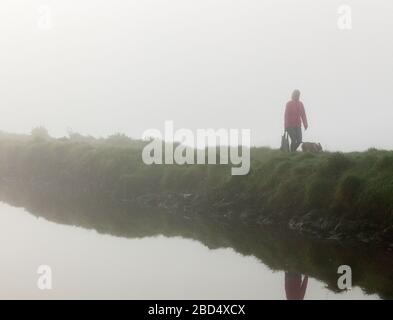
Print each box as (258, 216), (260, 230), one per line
(1, 178), (392, 247)
(122, 190), (393, 247)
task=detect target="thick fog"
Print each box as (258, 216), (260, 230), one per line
(0, 0), (392, 151)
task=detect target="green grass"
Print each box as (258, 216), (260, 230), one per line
(0, 131), (392, 231)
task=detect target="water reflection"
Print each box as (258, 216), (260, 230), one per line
(0, 182), (391, 299)
(285, 273), (308, 300)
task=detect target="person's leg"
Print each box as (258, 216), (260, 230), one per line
(286, 128), (297, 152)
(292, 127), (302, 151)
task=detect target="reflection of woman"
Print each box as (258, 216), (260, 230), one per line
(285, 272), (308, 300)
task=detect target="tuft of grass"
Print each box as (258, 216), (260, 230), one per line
(305, 178), (335, 209)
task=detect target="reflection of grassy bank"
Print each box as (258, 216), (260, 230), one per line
(0, 131), (392, 242)
(0, 183), (392, 299)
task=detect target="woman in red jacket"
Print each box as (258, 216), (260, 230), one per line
(284, 90), (308, 152)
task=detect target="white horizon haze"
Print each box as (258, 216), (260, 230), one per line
(0, 0), (392, 152)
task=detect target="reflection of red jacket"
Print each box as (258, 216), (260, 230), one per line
(285, 273), (308, 300)
(285, 100), (308, 129)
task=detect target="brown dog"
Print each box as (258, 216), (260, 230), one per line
(301, 142), (323, 153)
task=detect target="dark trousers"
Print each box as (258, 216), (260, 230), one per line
(286, 127), (302, 152)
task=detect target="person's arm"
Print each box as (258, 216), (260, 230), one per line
(284, 103), (289, 130)
(300, 102), (308, 130)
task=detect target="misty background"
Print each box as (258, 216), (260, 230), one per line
(0, 0), (392, 151)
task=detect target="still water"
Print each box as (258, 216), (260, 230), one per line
(0, 200), (386, 300)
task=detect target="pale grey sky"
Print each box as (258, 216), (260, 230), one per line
(0, 0), (392, 151)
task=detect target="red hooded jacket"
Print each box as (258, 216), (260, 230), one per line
(284, 100), (308, 129)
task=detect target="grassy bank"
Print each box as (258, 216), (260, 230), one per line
(0, 130), (392, 241)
